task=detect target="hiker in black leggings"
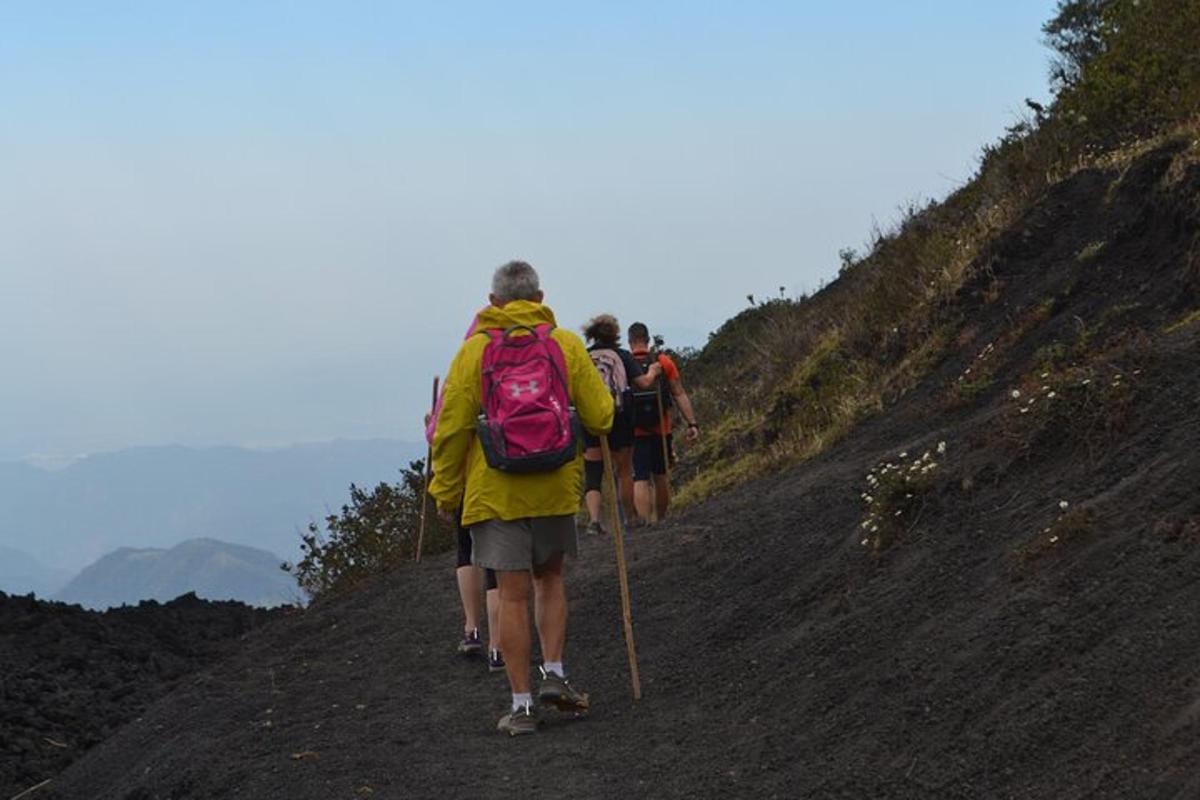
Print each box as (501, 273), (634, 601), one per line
(580, 314), (661, 534)
(454, 519), (504, 671)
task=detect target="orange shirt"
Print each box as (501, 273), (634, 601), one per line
(631, 348), (680, 436)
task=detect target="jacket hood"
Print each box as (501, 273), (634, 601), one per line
(474, 300), (559, 332)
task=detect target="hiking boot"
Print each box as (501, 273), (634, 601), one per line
(537, 666), (590, 714)
(586, 520), (606, 536)
(497, 703), (539, 736)
(457, 629), (482, 657)
(487, 648), (506, 673)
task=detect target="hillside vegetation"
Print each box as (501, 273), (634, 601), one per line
(674, 0), (1200, 504)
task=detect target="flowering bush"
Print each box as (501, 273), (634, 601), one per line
(1020, 502), (1094, 561)
(999, 356), (1140, 461)
(859, 441), (946, 552)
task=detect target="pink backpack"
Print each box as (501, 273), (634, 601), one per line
(476, 324), (581, 473)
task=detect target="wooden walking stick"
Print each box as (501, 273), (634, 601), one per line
(415, 375), (439, 563)
(600, 434), (642, 700)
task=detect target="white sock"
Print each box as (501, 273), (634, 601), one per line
(511, 693), (532, 712)
(543, 661), (564, 678)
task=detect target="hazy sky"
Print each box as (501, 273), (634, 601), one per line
(0, 1), (1057, 460)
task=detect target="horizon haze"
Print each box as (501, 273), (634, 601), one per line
(1, 2), (1057, 460)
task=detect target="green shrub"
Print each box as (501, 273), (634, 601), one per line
(1047, 0), (1200, 137)
(282, 460), (453, 599)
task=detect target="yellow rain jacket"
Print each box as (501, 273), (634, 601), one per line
(430, 300), (614, 526)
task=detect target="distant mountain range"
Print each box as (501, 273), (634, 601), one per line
(0, 439), (423, 589)
(54, 538), (298, 610)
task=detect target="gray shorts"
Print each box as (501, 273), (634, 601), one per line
(470, 515), (578, 572)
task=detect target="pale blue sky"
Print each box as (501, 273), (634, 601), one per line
(0, 1), (1057, 459)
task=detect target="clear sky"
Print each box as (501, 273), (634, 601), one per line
(0, 1), (1058, 460)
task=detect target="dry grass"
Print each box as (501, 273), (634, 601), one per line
(674, 116), (1200, 509)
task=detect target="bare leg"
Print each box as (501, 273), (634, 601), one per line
(532, 552), (566, 663)
(654, 472), (671, 521)
(497, 569), (533, 694)
(456, 565), (483, 633)
(583, 447), (602, 523)
(616, 447), (636, 522)
(485, 587), (500, 652)
(634, 479), (653, 524)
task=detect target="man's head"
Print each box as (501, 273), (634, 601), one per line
(628, 321), (650, 348)
(490, 260), (544, 307)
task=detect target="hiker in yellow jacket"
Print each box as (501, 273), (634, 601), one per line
(430, 260), (613, 736)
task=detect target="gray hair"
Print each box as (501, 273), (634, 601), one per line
(491, 260), (541, 303)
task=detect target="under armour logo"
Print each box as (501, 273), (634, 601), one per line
(510, 380), (540, 397)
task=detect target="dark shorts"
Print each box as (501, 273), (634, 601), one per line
(456, 523), (497, 590)
(582, 409), (635, 450)
(633, 433), (674, 480)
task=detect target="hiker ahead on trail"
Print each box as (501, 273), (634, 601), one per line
(628, 322), (700, 525)
(581, 314), (662, 535)
(429, 260), (613, 736)
(425, 309), (503, 673)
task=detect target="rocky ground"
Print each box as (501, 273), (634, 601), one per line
(0, 592), (281, 793)
(5, 142), (1200, 799)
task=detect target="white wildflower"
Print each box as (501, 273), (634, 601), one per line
(937, 441), (947, 455)
(899, 451), (908, 459)
(1047, 391), (1057, 399)
(1059, 500), (1069, 511)
(1040, 372), (1049, 379)
(1081, 379), (1091, 386)
(1049, 536), (1059, 543)
(1011, 389), (1021, 399)
(894, 510), (903, 517)
(861, 539), (869, 546)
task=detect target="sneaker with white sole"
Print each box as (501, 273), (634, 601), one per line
(497, 703), (539, 736)
(536, 666), (589, 714)
(487, 648), (506, 673)
(457, 628), (482, 657)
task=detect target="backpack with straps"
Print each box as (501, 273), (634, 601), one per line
(476, 324), (581, 473)
(588, 348), (630, 411)
(629, 351), (673, 429)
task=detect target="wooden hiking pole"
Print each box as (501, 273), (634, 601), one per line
(415, 375), (439, 563)
(600, 434), (642, 700)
